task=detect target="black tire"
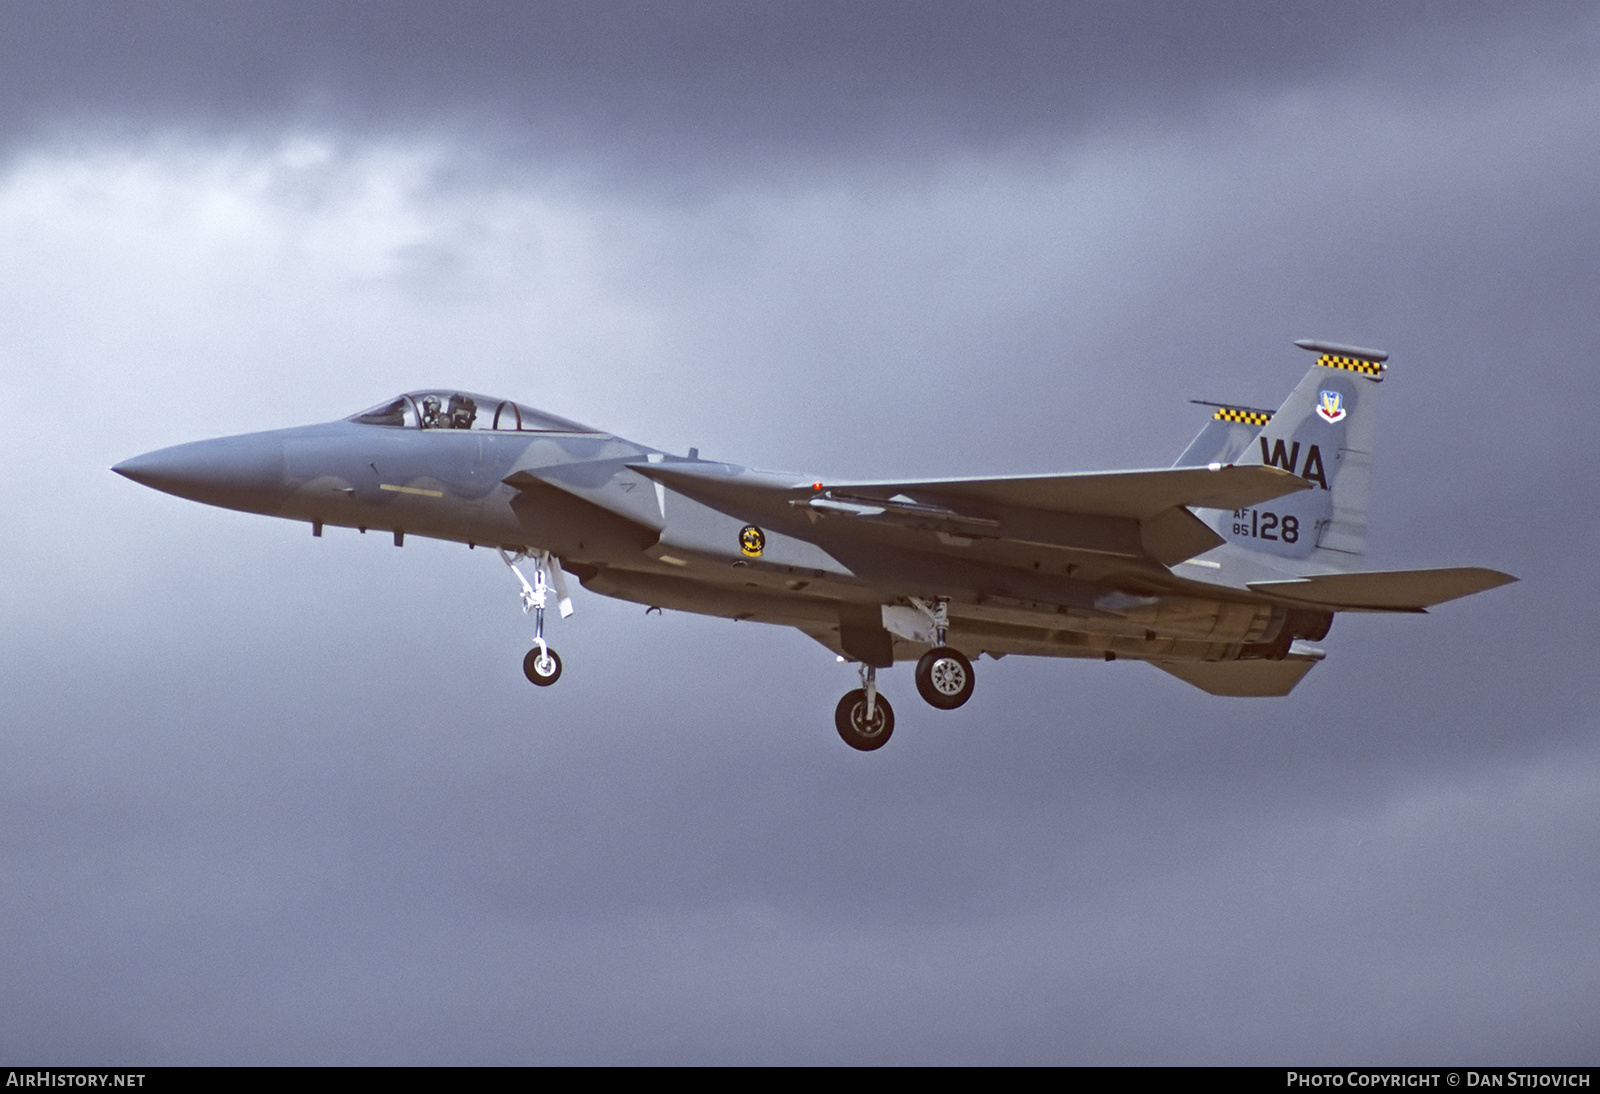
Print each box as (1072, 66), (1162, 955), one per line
(915, 647), (974, 710)
(834, 689), (894, 751)
(523, 647), (562, 686)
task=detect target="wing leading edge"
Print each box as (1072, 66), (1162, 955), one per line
(773, 463), (1310, 519)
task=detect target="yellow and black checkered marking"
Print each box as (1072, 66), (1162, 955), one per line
(1212, 407), (1272, 426)
(1316, 354), (1386, 376)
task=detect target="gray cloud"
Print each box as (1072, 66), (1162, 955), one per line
(4, 4), (1596, 172)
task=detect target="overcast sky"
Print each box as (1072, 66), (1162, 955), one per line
(2, 2), (1596, 1065)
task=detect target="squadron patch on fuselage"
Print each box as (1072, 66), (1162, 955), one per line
(1316, 390), (1347, 424)
(739, 524), (766, 558)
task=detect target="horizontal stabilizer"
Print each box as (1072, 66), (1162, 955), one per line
(1248, 567), (1517, 611)
(1152, 654), (1321, 697)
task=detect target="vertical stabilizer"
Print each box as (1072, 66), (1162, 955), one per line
(1173, 402), (1273, 468)
(1195, 340), (1387, 572)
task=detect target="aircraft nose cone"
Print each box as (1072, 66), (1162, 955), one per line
(111, 451), (177, 489)
(114, 433), (288, 514)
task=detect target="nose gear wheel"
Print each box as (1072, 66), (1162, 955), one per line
(523, 647), (562, 685)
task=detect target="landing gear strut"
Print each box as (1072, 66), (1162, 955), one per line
(501, 548), (572, 687)
(835, 664), (894, 751)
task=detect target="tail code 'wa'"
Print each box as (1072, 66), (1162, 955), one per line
(1176, 339), (1387, 569)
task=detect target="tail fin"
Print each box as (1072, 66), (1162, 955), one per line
(1188, 339), (1388, 572)
(1173, 401), (1274, 468)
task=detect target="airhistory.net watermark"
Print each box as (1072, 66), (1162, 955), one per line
(5, 1075), (145, 1088)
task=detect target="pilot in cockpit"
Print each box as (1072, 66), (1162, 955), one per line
(447, 394), (478, 429)
(420, 394), (444, 429)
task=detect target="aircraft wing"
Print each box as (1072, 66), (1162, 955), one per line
(634, 461), (1308, 517)
(632, 461), (1310, 567)
(1247, 567), (1517, 611)
(789, 464), (1309, 519)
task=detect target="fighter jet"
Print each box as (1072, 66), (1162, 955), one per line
(114, 340), (1515, 751)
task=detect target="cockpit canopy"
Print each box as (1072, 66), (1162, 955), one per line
(350, 391), (600, 434)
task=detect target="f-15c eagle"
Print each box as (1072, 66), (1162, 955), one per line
(114, 339), (1515, 751)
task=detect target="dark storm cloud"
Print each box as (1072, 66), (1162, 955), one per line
(3, 1), (1596, 170)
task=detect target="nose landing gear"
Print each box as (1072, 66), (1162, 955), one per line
(523, 646), (563, 685)
(501, 548), (572, 686)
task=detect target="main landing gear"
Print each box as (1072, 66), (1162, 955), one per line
(833, 598), (978, 750)
(909, 597), (975, 710)
(501, 548), (572, 687)
(914, 647), (974, 710)
(835, 665), (894, 751)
